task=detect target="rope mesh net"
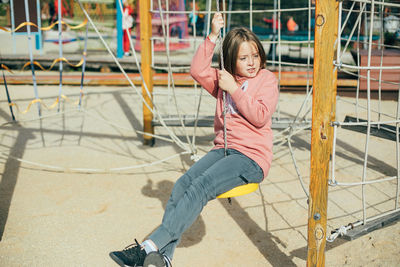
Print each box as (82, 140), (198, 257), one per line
(0, 0), (400, 243)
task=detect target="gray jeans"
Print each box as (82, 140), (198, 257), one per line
(148, 148), (264, 259)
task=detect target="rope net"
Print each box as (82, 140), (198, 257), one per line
(327, 0), (400, 241)
(0, 0), (400, 244)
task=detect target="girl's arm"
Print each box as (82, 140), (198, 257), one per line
(231, 71), (279, 128)
(189, 38), (219, 98)
(190, 13), (224, 98)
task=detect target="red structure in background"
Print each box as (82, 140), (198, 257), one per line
(135, 0), (189, 51)
(357, 49), (400, 91)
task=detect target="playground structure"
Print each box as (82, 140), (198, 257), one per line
(1, 0), (400, 266)
(134, 0), (190, 52)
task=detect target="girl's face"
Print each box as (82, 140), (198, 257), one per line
(235, 41), (261, 78)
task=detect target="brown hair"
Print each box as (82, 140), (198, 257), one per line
(220, 27), (266, 76)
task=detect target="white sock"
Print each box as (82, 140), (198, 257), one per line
(164, 255), (172, 267)
(142, 240), (158, 254)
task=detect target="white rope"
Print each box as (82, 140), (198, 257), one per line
(155, 0), (196, 154)
(57, 0), (63, 112)
(288, 85), (313, 131)
(76, 0), (190, 152)
(361, 0), (376, 225)
(323, 0), (400, 240)
(305, 0), (313, 96)
(377, 1), (386, 126)
(2, 0), (210, 177)
(81, 109), (177, 144)
(336, 62), (400, 70)
(333, 119), (400, 127)
(276, 0), (282, 119)
(338, 1), (366, 62)
(329, 175), (398, 187)
(287, 137), (309, 197)
(0, 108), (80, 126)
(117, 0), (188, 149)
(396, 61), (400, 209)
(267, 61), (315, 67)
(249, 0), (253, 30)
(206, 0), (212, 38)
(214, 0), (228, 155)
(349, 0), (400, 8)
(0, 105), (179, 145)
(355, 2), (362, 120)
(191, 83), (204, 151)
(6, 2), (195, 183)
(331, 121), (395, 188)
(152, 0), (201, 154)
(23, 0), (41, 116)
(0, 150), (190, 174)
(150, 37), (315, 45)
(336, 1), (343, 68)
(338, 96), (398, 120)
(331, 123), (338, 187)
(8, 0), (399, 243)
(340, 68), (400, 86)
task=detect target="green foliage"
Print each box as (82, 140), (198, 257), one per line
(0, 3), (8, 16)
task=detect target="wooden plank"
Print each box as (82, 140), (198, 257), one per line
(0, 72), (358, 88)
(307, 0), (338, 266)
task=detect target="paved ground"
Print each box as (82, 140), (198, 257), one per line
(0, 84), (399, 266)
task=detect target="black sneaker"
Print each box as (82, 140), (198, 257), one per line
(143, 251), (172, 267)
(109, 239), (147, 267)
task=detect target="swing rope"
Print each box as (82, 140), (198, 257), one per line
(214, 0), (259, 200)
(215, 0), (228, 156)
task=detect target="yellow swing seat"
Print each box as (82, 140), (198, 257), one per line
(217, 183), (259, 199)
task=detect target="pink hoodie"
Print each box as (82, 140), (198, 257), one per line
(190, 37), (279, 178)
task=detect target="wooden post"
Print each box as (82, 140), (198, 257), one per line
(140, 0), (155, 146)
(307, 0), (338, 266)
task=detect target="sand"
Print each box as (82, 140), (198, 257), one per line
(0, 85), (399, 266)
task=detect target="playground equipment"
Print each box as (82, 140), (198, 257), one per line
(217, 183), (259, 200)
(1, 0), (400, 266)
(134, 0), (189, 52)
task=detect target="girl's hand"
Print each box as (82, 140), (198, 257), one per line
(209, 12), (224, 42)
(218, 70), (238, 94)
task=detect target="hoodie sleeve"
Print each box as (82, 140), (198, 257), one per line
(230, 70), (279, 128)
(190, 37), (219, 98)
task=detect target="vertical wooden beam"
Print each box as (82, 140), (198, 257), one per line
(140, 0), (155, 146)
(307, 0), (338, 266)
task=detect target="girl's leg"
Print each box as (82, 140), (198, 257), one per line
(163, 149), (225, 214)
(150, 149), (264, 259)
(146, 149), (224, 258)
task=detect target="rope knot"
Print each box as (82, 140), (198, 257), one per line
(190, 154), (201, 162)
(337, 225), (348, 236)
(328, 179), (338, 186)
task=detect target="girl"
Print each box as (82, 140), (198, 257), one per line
(109, 12), (279, 267)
